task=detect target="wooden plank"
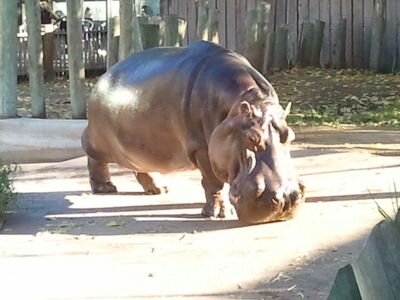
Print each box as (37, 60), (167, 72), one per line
(217, 0), (227, 47)
(170, 0), (178, 15)
(247, 0), (257, 10)
(353, 0), (364, 68)
(178, 0), (187, 19)
(160, 0), (168, 16)
(382, 0), (397, 72)
(370, 0), (384, 71)
(309, 0), (320, 22)
(320, 0), (331, 66)
(330, 0), (341, 67)
(287, 0), (298, 66)
(332, 18), (347, 68)
(187, 0), (196, 44)
(236, 0), (246, 53)
(398, 0), (400, 71)
(226, 0), (236, 50)
(275, 0), (287, 27)
(363, 0), (373, 69)
(298, 0), (310, 25)
(342, 0), (353, 68)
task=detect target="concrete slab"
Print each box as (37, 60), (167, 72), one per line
(1, 138), (399, 299)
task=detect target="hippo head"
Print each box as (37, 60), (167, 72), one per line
(208, 88), (305, 224)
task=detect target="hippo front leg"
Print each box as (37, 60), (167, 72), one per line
(194, 150), (235, 218)
(87, 157), (117, 193)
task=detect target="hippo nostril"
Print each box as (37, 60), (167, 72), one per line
(289, 191), (299, 203)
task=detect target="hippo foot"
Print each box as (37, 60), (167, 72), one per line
(143, 185), (168, 195)
(201, 202), (236, 219)
(135, 172), (168, 195)
(90, 181), (117, 194)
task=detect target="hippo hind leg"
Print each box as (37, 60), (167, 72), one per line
(88, 157), (117, 193)
(134, 172), (168, 195)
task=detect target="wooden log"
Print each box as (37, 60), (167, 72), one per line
(67, 0), (86, 119)
(298, 22), (314, 67)
(207, 8), (219, 43)
(273, 26), (288, 70)
(311, 20), (325, 67)
(332, 19), (347, 69)
(25, 0), (46, 118)
(0, 0), (18, 118)
(119, 0), (133, 60)
(369, 0), (385, 72)
(140, 24), (160, 49)
(196, 0), (208, 40)
(160, 15), (186, 47)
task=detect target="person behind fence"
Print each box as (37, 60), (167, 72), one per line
(40, 0), (60, 24)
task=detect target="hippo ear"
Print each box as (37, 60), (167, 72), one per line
(284, 102), (292, 118)
(239, 101), (252, 117)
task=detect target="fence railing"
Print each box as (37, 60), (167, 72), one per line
(17, 29), (108, 77)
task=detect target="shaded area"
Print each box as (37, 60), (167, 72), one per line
(328, 210), (400, 300)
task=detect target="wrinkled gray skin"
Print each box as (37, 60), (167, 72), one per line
(82, 41), (305, 224)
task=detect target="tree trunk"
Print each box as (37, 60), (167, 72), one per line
(0, 0), (18, 118)
(26, 0), (46, 118)
(67, 0), (86, 119)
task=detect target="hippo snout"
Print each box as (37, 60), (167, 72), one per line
(230, 180), (305, 224)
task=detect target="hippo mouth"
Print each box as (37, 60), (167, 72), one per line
(229, 181), (305, 225)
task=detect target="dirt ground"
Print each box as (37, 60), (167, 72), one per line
(1, 128), (400, 299)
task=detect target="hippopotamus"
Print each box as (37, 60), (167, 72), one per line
(81, 41), (305, 224)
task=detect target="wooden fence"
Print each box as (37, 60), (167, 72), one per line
(17, 29), (107, 77)
(161, 0), (400, 71)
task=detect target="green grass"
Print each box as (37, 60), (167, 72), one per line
(0, 164), (17, 217)
(269, 68), (400, 127)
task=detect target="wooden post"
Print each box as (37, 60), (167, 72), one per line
(298, 22), (314, 67)
(106, 0), (118, 69)
(0, 0), (18, 118)
(370, 0), (385, 72)
(244, 9), (259, 67)
(140, 24), (160, 49)
(207, 8), (219, 43)
(196, 0), (208, 40)
(107, 16), (120, 69)
(26, 0), (46, 118)
(42, 27), (55, 81)
(67, 0), (86, 119)
(119, 0), (134, 60)
(311, 20), (325, 67)
(245, 3), (271, 71)
(273, 27), (288, 70)
(263, 31), (276, 74)
(332, 19), (347, 69)
(132, 6), (143, 52)
(160, 15), (186, 47)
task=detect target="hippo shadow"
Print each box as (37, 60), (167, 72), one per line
(2, 190), (243, 236)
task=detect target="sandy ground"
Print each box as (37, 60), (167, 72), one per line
(1, 128), (400, 300)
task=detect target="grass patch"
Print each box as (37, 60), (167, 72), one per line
(269, 68), (400, 127)
(0, 163), (17, 217)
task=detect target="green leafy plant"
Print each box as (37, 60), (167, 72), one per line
(370, 182), (400, 222)
(0, 163), (17, 217)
